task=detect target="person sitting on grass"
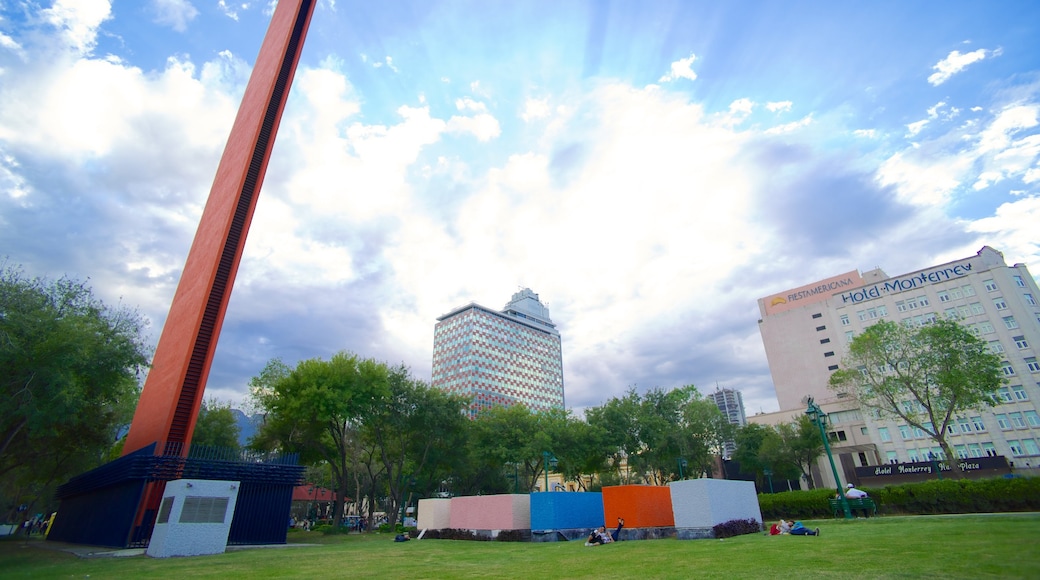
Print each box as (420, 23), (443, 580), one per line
(585, 518), (625, 546)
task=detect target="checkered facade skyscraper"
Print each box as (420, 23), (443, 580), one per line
(432, 288), (564, 416)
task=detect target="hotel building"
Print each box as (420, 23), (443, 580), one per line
(752, 247), (1040, 486)
(432, 288), (564, 416)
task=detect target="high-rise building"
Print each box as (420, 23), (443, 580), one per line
(709, 387), (747, 459)
(432, 288), (564, 416)
(752, 246), (1040, 486)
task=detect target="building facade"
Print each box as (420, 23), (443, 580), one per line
(432, 288), (564, 416)
(753, 246), (1040, 487)
(709, 387), (747, 459)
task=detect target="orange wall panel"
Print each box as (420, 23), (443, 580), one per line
(601, 485), (674, 528)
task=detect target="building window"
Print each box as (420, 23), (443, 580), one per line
(982, 442), (996, 456)
(907, 297), (919, 309)
(1025, 293), (1036, 306)
(1010, 412), (1026, 429)
(820, 338), (831, 344)
(907, 449), (919, 462)
(950, 287), (963, 299)
(963, 285), (976, 297)
(984, 279), (998, 292)
(1001, 362), (1016, 376)
(1013, 275), (1025, 287)
(816, 325), (826, 331)
(845, 331), (854, 343)
(1024, 439), (1040, 456)
(840, 314), (850, 326)
(996, 414), (1011, 430)
(857, 310), (868, 321)
(899, 425), (911, 440)
(968, 443), (982, 458)
(1027, 357), (1040, 373)
(1014, 335), (1029, 349)
(996, 386), (1012, 403)
(957, 305), (971, 318)
(993, 298), (1007, 310)
(917, 296), (929, 307)
(944, 307), (957, 319)
(1013, 385), (1028, 401)
(979, 321), (995, 334)
(1008, 440), (1024, 457)
(955, 445), (968, 459)
(812, 313), (822, 319)
(937, 291), (950, 303)
(824, 351), (835, 357)
(989, 341), (1004, 354)
(827, 364), (839, 371)
(1003, 316), (1018, 330)
(970, 302), (985, 315)
(958, 417), (972, 433)
(972, 416), (986, 431)
(877, 305), (888, 317)
(878, 427), (891, 441)
(886, 451), (898, 463)
(896, 301), (907, 313)
(1026, 410), (1040, 427)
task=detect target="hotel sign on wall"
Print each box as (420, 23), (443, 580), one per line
(839, 262), (974, 305)
(763, 271), (863, 315)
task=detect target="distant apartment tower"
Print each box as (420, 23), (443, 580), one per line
(709, 387), (746, 458)
(432, 288), (564, 416)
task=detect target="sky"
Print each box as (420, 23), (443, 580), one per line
(1, 1), (1039, 418)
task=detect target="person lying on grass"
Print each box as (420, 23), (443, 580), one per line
(585, 518), (625, 546)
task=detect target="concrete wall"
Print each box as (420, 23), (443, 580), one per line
(530, 492), (603, 530)
(449, 494), (530, 530)
(601, 485), (673, 528)
(416, 498), (452, 530)
(669, 479), (762, 528)
(147, 479), (239, 558)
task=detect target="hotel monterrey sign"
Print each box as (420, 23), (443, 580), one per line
(840, 263), (974, 305)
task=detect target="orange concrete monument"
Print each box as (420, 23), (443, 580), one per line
(123, 0), (316, 456)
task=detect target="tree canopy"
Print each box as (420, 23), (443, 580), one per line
(0, 263), (148, 515)
(829, 318), (1005, 477)
(191, 399), (242, 452)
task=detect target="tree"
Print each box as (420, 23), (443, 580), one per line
(191, 399), (242, 452)
(249, 352), (387, 526)
(829, 318), (1005, 478)
(0, 264), (148, 512)
(361, 365), (469, 528)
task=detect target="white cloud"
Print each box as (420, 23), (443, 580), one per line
(966, 196), (1040, 268)
(41, 0), (112, 54)
(447, 113), (501, 141)
(928, 48), (997, 86)
(764, 114), (813, 135)
(151, 0), (199, 32)
(659, 53), (697, 82)
(853, 129), (877, 139)
(521, 97), (551, 122)
(217, 0), (246, 21)
(766, 101), (792, 113)
(455, 97), (488, 113)
(906, 119), (929, 137)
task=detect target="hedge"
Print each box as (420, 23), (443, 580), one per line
(757, 476), (1040, 520)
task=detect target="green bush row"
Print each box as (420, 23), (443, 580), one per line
(758, 476), (1040, 520)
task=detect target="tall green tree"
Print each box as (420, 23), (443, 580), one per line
(249, 352), (387, 526)
(191, 399), (242, 452)
(0, 264), (148, 509)
(361, 365), (470, 528)
(829, 318), (1004, 477)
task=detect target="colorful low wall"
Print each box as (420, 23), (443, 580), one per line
(449, 494), (530, 530)
(530, 492), (603, 530)
(416, 497), (452, 530)
(601, 485), (674, 528)
(669, 479), (762, 528)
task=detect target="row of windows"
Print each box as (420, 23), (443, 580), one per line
(994, 410), (1040, 430)
(937, 285), (977, 302)
(995, 385), (1031, 402)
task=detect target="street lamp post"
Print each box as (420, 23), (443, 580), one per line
(805, 397), (853, 520)
(677, 457), (688, 480)
(763, 469), (774, 494)
(542, 451), (558, 492)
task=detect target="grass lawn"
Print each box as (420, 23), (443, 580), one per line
(2, 513), (1037, 579)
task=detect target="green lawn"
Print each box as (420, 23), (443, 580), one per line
(2, 514), (1037, 579)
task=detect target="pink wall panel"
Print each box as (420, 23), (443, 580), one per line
(449, 494), (530, 530)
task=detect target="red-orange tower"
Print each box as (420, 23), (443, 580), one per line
(123, 0), (316, 456)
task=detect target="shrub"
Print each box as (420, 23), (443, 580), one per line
(712, 519), (762, 539)
(495, 530), (525, 542)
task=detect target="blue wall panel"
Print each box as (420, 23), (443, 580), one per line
(530, 493), (603, 530)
